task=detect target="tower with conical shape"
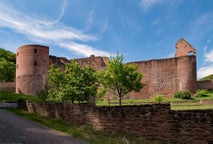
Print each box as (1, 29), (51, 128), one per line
(16, 45), (49, 96)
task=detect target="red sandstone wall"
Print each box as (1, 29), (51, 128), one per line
(49, 55), (108, 71)
(75, 55), (108, 71)
(175, 38), (196, 57)
(127, 56), (197, 99)
(197, 80), (213, 90)
(49, 55), (69, 69)
(177, 56), (197, 93)
(16, 45), (49, 96)
(0, 82), (15, 92)
(18, 101), (213, 144)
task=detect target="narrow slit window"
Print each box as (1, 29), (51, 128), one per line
(34, 49), (37, 53)
(34, 61), (37, 66)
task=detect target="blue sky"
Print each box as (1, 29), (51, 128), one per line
(0, 0), (213, 79)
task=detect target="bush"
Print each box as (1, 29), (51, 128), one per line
(153, 94), (166, 102)
(37, 86), (48, 101)
(174, 91), (191, 99)
(194, 89), (209, 98)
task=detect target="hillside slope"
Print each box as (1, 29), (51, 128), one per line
(199, 74), (213, 81)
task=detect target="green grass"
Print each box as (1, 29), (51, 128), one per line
(6, 108), (165, 144)
(96, 91), (213, 110)
(0, 91), (39, 102)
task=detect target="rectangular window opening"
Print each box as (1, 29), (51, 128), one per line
(34, 49), (37, 53)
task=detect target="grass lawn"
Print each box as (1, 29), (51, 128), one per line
(0, 91), (39, 102)
(97, 91), (213, 110)
(6, 108), (165, 144)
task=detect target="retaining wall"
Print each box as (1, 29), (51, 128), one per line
(0, 82), (15, 92)
(18, 101), (213, 144)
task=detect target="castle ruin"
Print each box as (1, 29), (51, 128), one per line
(15, 38), (197, 98)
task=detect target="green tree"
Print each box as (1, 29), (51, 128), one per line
(0, 48), (16, 82)
(0, 48), (16, 63)
(46, 61), (98, 103)
(98, 54), (144, 105)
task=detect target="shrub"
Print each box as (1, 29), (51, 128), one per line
(174, 91), (191, 99)
(194, 89), (209, 98)
(153, 94), (166, 102)
(37, 86), (48, 101)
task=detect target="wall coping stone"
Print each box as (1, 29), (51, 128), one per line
(0, 102), (18, 108)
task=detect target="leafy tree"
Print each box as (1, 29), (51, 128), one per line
(0, 48), (16, 63)
(98, 54), (144, 105)
(46, 61), (98, 103)
(0, 58), (15, 82)
(46, 65), (64, 101)
(0, 48), (16, 82)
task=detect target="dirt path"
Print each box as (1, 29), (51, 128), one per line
(0, 109), (89, 144)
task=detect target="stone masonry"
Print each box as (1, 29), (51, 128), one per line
(18, 101), (213, 144)
(15, 38), (198, 99)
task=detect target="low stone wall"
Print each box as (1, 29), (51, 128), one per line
(18, 101), (213, 144)
(0, 82), (15, 92)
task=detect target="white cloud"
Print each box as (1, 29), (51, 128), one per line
(204, 48), (213, 63)
(139, 0), (164, 11)
(197, 47), (213, 79)
(197, 65), (213, 79)
(58, 42), (111, 57)
(0, 1), (111, 57)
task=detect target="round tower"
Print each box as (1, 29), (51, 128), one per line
(16, 45), (49, 96)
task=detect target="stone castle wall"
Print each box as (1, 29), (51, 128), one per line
(18, 101), (213, 144)
(14, 39), (198, 98)
(126, 55), (197, 99)
(49, 55), (108, 71)
(197, 80), (213, 90)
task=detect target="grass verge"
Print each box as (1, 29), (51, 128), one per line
(6, 108), (165, 144)
(0, 91), (39, 102)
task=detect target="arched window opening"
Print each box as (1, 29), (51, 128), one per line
(188, 51), (194, 56)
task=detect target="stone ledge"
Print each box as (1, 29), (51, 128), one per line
(0, 102), (18, 108)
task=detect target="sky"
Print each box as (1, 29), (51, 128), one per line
(0, 0), (212, 79)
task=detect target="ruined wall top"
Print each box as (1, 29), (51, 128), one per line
(175, 38), (196, 57)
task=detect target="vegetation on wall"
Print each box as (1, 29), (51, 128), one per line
(98, 54), (144, 105)
(0, 48), (16, 82)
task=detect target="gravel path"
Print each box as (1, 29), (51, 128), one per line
(0, 109), (89, 144)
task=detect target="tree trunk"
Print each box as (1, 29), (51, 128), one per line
(119, 95), (122, 106)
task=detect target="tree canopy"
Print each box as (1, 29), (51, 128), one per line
(0, 48), (16, 82)
(46, 61), (98, 103)
(98, 54), (144, 105)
